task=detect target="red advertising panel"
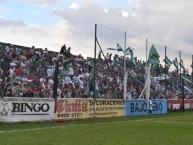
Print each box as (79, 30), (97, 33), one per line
(167, 99), (193, 111)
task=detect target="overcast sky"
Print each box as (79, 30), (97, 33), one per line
(0, 0), (193, 62)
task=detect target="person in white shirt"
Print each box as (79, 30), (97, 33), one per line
(48, 76), (54, 87)
(5, 45), (10, 52)
(148, 99), (154, 115)
(16, 47), (21, 56)
(126, 91), (132, 100)
(47, 67), (54, 77)
(79, 77), (84, 89)
(9, 66), (15, 78)
(57, 88), (62, 98)
(68, 66), (74, 76)
(63, 75), (73, 85)
(40, 77), (46, 83)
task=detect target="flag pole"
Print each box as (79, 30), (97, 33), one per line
(192, 55), (193, 89)
(179, 51), (182, 93)
(123, 31), (127, 100)
(53, 59), (59, 113)
(179, 51), (183, 111)
(165, 46), (167, 97)
(146, 63), (151, 100)
(93, 23), (97, 99)
(145, 39), (150, 100)
(146, 38), (148, 65)
(145, 38), (150, 100)
(182, 78), (185, 112)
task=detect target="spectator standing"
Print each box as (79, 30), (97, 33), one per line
(148, 99), (154, 115)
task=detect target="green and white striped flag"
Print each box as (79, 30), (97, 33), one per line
(107, 43), (123, 52)
(117, 43), (123, 51)
(163, 56), (172, 66)
(125, 47), (134, 58)
(173, 57), (178, 70)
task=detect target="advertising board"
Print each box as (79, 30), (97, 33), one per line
(126, 99), (167, 116)
(0, 97), (54, 122)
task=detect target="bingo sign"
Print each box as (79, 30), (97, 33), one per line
(0, 98), (55, 122)
(126, 99), (167, 116)
(56, 99), (90, 119)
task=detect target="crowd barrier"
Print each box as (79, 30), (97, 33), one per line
(0, 97), (178, 123)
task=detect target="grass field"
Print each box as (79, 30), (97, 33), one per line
(1, 112), (193, 145)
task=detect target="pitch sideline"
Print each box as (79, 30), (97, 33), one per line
(0, 114), (192, 134)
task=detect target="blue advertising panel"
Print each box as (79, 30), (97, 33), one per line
(126, 99), (167, 116)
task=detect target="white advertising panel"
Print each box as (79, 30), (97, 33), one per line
(0, 97), (55, 123)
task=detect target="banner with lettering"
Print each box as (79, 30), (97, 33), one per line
(56, 99), (90, 119)
(56, 99), (125, 119)
(126, 99), (167, 116)
(167, 99), (193, 112)
(0, 97), (54, 122)
(89, 99), (125, 118)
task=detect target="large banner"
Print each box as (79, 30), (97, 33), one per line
(1, 97), (170, 122)
(0, 97), (54, 122)
(55, 99), (125, 119)
(126, 99), (167, 116)
(167, 99), (193, 111)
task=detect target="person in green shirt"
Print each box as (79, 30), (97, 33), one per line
(112, 86), (121, 99)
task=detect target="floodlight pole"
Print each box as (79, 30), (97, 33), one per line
(123, 31), (127, 100)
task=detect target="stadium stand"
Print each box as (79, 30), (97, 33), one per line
(0, 42), (192, 99)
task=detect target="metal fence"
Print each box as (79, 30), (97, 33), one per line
(95, 24), (193, 100)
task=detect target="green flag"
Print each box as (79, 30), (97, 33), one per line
(163, 56), (172, 66)
(179, 59), (185, 70)
(107, 43), (123, 51)
(125, 47), (134, 58)
(132, 57), (137, 66)
(148, 45), (160, 66)
(107, 48), (117, 51)
(117, 43), (123, 51)
(173, 57), (178, 70)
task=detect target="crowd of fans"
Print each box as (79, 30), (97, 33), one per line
(0, 43), (193, 99)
